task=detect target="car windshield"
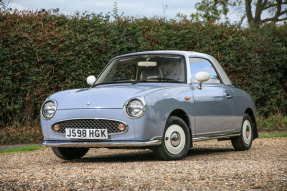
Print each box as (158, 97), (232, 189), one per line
(95, 54), (186, 85)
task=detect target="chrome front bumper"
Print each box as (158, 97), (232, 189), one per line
(43, 139), (162, 148)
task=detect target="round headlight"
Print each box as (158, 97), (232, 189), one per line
(41, 100), (57, 119)
(125, 99), (145, 118)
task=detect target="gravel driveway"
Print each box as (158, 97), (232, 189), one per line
(1, 138), (286, 190)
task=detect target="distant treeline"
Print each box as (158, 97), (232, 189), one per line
(0, 11), (286, 128)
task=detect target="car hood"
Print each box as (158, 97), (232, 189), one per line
(48, 84), (178, 110)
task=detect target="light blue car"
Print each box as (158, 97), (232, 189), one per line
(41, 51), (258, 160)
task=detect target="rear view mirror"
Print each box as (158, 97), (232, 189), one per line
(138, 61), (157, 67)
(87, 76), (96, 86)
(195, 72), (210, 89)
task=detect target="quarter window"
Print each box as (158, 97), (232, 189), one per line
(189, 58), (221, 84)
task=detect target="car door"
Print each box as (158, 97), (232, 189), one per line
(189, 57), (235, 136)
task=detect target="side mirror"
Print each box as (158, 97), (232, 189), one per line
(87, 75), (96, 86)
(195, 72), (210, 89)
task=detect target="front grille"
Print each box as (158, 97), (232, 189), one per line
(52, 119), (127, 135)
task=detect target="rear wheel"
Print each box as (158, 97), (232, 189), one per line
(51, 147), (89, 160)
(231, 114), (253, 151)
(154, 116), (191, 160)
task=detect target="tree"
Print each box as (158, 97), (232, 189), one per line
(0, 0), (11, 11)
(246, 0), (287, 27)
(191, 0), (237, 22)
(192, 0), (287, 27)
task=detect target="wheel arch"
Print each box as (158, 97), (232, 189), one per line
(245, 108), (258, 139)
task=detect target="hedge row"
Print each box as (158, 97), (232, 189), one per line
(0, 11), (286, 128)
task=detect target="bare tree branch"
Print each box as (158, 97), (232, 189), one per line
(261, 15), (287, 23)
(273, 0), (282, 23)
(245, 0), (254, 23)
(262, 1), (287, 10)
(238, 15), (246, 27)
(278, 17), (287, 21)
(261, 17), (276, 23)
(262, 0), (269, 7)
(263, 3), (277, 10)
(255, 0), (263, 22)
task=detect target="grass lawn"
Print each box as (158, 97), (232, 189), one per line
(0, 145), (43, 154)
(258, 133), (287, 138)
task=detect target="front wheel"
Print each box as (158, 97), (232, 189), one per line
(51, 147), (89, 160)
(154, 116), (191, 160)
(231, 114), (254, 151)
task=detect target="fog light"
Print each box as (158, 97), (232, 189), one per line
(53, 125), (60, 132)
(118, 123), (126, 131)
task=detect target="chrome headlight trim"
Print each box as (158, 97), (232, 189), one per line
(124, 97), (146, 119)
(41, 100), (57, 120)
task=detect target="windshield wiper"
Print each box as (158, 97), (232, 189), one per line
(111, 79), (136, 83)
(92, 82), (110, 87)
(93, 79), (136, 87)
(146, 78), (182, 83)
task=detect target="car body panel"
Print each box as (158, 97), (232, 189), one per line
(193, 83), (240, 135)
(48, 84), (176, 110)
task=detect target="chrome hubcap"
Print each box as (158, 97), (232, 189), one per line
(246, 126), (250, 137)
(242, 120), (252, 145)
(170, 132), (181, 147)
(164, 124), (186, 155)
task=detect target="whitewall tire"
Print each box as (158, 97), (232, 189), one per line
(231, 114), (254, 151)
(154, 116), (191, 160)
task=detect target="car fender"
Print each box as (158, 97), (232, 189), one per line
(133, 85), (195, 141)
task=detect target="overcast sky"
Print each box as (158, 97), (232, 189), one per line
(7, 0), (198, 18)
(6, 0), (247, 22)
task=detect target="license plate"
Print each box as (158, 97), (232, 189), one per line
(65, 129), (108, 139)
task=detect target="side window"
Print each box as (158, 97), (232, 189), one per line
(189, 58), (221, 84)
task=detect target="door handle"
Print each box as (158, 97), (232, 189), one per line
(226, 94), (233, 99)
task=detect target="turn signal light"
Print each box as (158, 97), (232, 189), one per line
(185, 96), (191, 100)
(118, 123), (126, 131)
(53, 125), (60, 132)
